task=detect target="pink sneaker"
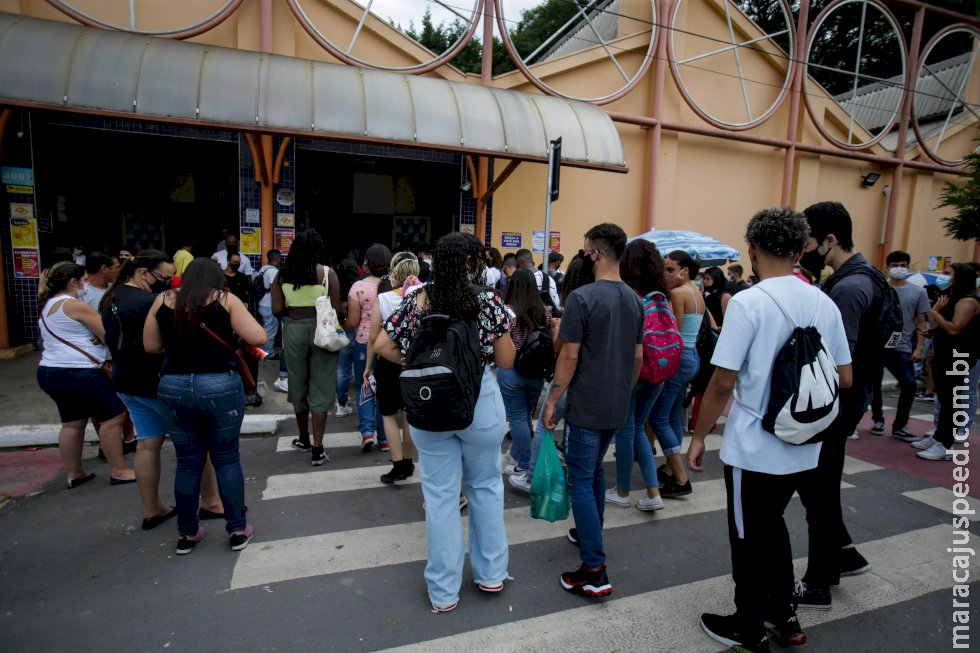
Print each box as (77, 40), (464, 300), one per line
(229, 523), (254, 551)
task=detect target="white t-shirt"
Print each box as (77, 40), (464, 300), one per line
(258, 265), (278, 309)
(711, 275), (851, 475)
(532, 268), (561, 309)
(212, 250), (254, 278)
(81, 283), (107, 312)
(483, 266), (501, 288)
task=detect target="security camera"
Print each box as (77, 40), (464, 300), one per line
(460, 180), (472, 192)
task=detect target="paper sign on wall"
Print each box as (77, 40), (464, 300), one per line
(10, 217), (38, 249)
(240, 227), (261, 255)
(245, 208), (260, 225)
(12, 248), (40, 278)
(531, 230), (561, 254)
(10, 203), (33, 219)
(274, 228), (295, 254)
(501, 232), (522, 248)
(276, 213), (295, 228)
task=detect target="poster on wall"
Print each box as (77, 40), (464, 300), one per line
(9, 217), (38, 249)
(9, 202), (33, 219)
(531, 230), (561, 254)
(245, 208), (260, 225)
(460, 224), (475, 235)
(12, 248), (40, 278)
(276, 213), (295, 228)
(240, 227), (261, 255)
(501, 232), (522, 248)
(928, 256), (951, 272)
(274, 228), (295, 254)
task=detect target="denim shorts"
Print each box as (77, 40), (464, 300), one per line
(117, 392), (173, 440)
(37, 366), (126, 424)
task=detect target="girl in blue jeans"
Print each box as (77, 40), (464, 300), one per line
(376, 232), (516, 612)
(144, 257), (267, 555)
(648, 250), (704, 497)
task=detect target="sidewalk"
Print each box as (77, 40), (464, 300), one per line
(0, 352), (295, 447)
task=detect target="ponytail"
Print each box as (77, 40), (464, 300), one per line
(38, 261), (83, 302)
(99, 249), (172, 313)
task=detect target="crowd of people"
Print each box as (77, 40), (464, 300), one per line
(34, 201), (978, 651)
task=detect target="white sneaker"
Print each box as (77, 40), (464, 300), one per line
(508, 473), (531, 493)
(916, 442), (952, 461)
(604, 488), (631, 508)
(911, 435), (936, 450)
(334, 404), (352, 417)
(925, 428), (936, 437)
(503, 463), (528, 476)
(848, 430), (859, 440)
(273, 378), (288, 393)
(636, 495), (665, 512)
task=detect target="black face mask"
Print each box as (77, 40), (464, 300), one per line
(148, 278), (171, 293)
(229, 263), (241, 272)
(799, 247), (827, 277)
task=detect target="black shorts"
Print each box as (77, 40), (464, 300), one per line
(374, 357), (404, 417)
(37, 366), (126, 424)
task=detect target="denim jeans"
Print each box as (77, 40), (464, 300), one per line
(258, 304), (278, 356)
(157, 371), (247, 537)
(336, 331), (355, 407)
(871, 348), (916, 429)
(352, 341), (377, 436)
(566, 422), (617, 569)
(614, 380), (663, 491)
(497, 366), (545, 469)
(411, 367), (509, 607)
(648, 346), (699, 455)
(526, 388), (567, 483)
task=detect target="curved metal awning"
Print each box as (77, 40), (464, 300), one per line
(0, 13), (626, 172)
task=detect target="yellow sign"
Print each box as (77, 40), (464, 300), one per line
(240, 227), (261, 255)
(9, 217), (38, 249)
(6, 185), (33, 195)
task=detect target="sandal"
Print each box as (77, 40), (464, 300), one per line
(142, 507), (178, 531)
(66, 472), (96, 489)
(431, 601), (458, 613)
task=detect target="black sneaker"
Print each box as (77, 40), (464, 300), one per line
(291, 437), (312, 451)
(380, 459), (409, 484)
(700, 613), (770, 653)
(791, 579), (831, 610)
(175, 525), (207, 555)
(657, 463), (674, 486)
(870, 420), (885, 435)
(764, 611), (807, 647)
(311, 446), (328, 466)
(560, 563), (612, 597)
(892, 426), (917, 442)
(567, 528), (579, 546)
(839, 547), (870, 577)
(229, 524), (254, 551)
(660, 477), (693, 497)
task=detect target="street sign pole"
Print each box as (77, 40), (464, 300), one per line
(543, 138), (561, 266)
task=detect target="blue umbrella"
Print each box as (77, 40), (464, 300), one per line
(905, 271), (949, 287)
(628, 229), (741, 266)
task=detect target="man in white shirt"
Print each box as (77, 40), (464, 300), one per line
(81, 252), (120, 312)
(212, 232), (254, 278)
(516, 249), (561, 309)
(256, 249), (281, 357)
(687, 207), (852, 653)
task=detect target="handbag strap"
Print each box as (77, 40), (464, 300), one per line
(199, 321), (238, 355)
(39, 298), (106, 366)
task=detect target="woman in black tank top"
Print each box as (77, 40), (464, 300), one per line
(144, 258), (266, 555)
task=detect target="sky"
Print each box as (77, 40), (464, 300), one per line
(365, 0), (544, 37)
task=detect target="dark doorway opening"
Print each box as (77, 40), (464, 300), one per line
(295, 148), (459, 263)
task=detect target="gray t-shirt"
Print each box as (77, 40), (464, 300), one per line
(559, 280), (644, 430)
(893, 283), (930, 354)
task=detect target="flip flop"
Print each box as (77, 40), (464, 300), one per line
(142, 507), (178, 531)
(110, 476), (137, 486)
(67, 472), (96, 489)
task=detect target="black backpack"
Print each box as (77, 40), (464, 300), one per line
(399, 309), (484, 432)
(539, 272), (555, 308)
(741, 286), (840, 445)
(253, 265), (274, 302)
(514, 324), (556, 379)
(822, 262), (903, 359)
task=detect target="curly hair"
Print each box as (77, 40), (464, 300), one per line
(560, 250), (595, 304)
(620, 240), (667, 296)
(427, 232), (479, 321)
(745, 206), (810, 259)
(389, 251), (420, 286)
(279, 229), (325, 290)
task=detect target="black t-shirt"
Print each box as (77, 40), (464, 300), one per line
(158, 298), (238, 375)
(102, 284), (163, 398)
(225, 272), (251, 305)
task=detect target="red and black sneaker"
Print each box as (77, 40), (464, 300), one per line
(560, 563), (612, 597)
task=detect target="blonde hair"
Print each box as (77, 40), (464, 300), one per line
(38, 261), (84, 302)
(388, 251), (419, 286)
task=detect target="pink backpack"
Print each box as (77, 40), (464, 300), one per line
(640, 290), (682, 384)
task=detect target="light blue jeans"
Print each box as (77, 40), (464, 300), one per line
(614, 380), (663, 491)
(566, 422), (616, 568)
(648, 347), (699, 456)
(526, 388), (567, 483)
(411, 367), (509, 608)
(257, 304), (278, 356)
(336, 330), (355, 407)
(497, 366), (545, 470)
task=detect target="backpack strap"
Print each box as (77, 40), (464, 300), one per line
(752, 284), (800, 328)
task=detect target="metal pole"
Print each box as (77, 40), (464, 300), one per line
(544, 146), (555, 269)
(781, 0), (810, 205)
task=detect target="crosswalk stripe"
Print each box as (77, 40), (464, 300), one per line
(275, 432), (366, 452)
(909, 413), (935, 422)
(903, 487), (955, 513)
(232, 478), (854, 590)
(377, 525), (950, 653)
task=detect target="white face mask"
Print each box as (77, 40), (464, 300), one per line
(888, 266), (908, 279)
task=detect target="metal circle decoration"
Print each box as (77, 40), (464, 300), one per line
(495, 0), (657, 105)
(911, 25), (980, 166)
(668, 0), (794, 130)
(286, 0), (483, 74)
(44, 0), (243, 39)
(803, 0), (907, 150)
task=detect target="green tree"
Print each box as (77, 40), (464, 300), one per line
(938, 139), (980, 242)
(403, 9), (484, 74)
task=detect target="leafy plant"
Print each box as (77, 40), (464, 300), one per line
(937, 138), (980, 242)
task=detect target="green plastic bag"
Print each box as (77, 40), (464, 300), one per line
(530, 430), (570, 522)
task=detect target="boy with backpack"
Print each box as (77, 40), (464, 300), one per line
(541, 223), (643, 598)
(687, 207), (851, 653)
(255, 249), (282, 357)
(795, 201), (897, 609)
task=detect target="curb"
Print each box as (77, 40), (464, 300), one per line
(0, 414), (292, 449)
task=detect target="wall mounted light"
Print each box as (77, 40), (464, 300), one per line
(861, 172), (881, 187)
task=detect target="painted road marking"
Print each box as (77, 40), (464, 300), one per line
(903, 487), (956, 513)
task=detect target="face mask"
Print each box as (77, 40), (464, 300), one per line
(799, 245), (828, 276)
(229, 263), (241, 272)
(888, 266), (908, 280)
(975, 278), (980, 290)
(694, 279), (702, 289)
(148, 278), (171, 293)
(935, 275), (951, 290)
